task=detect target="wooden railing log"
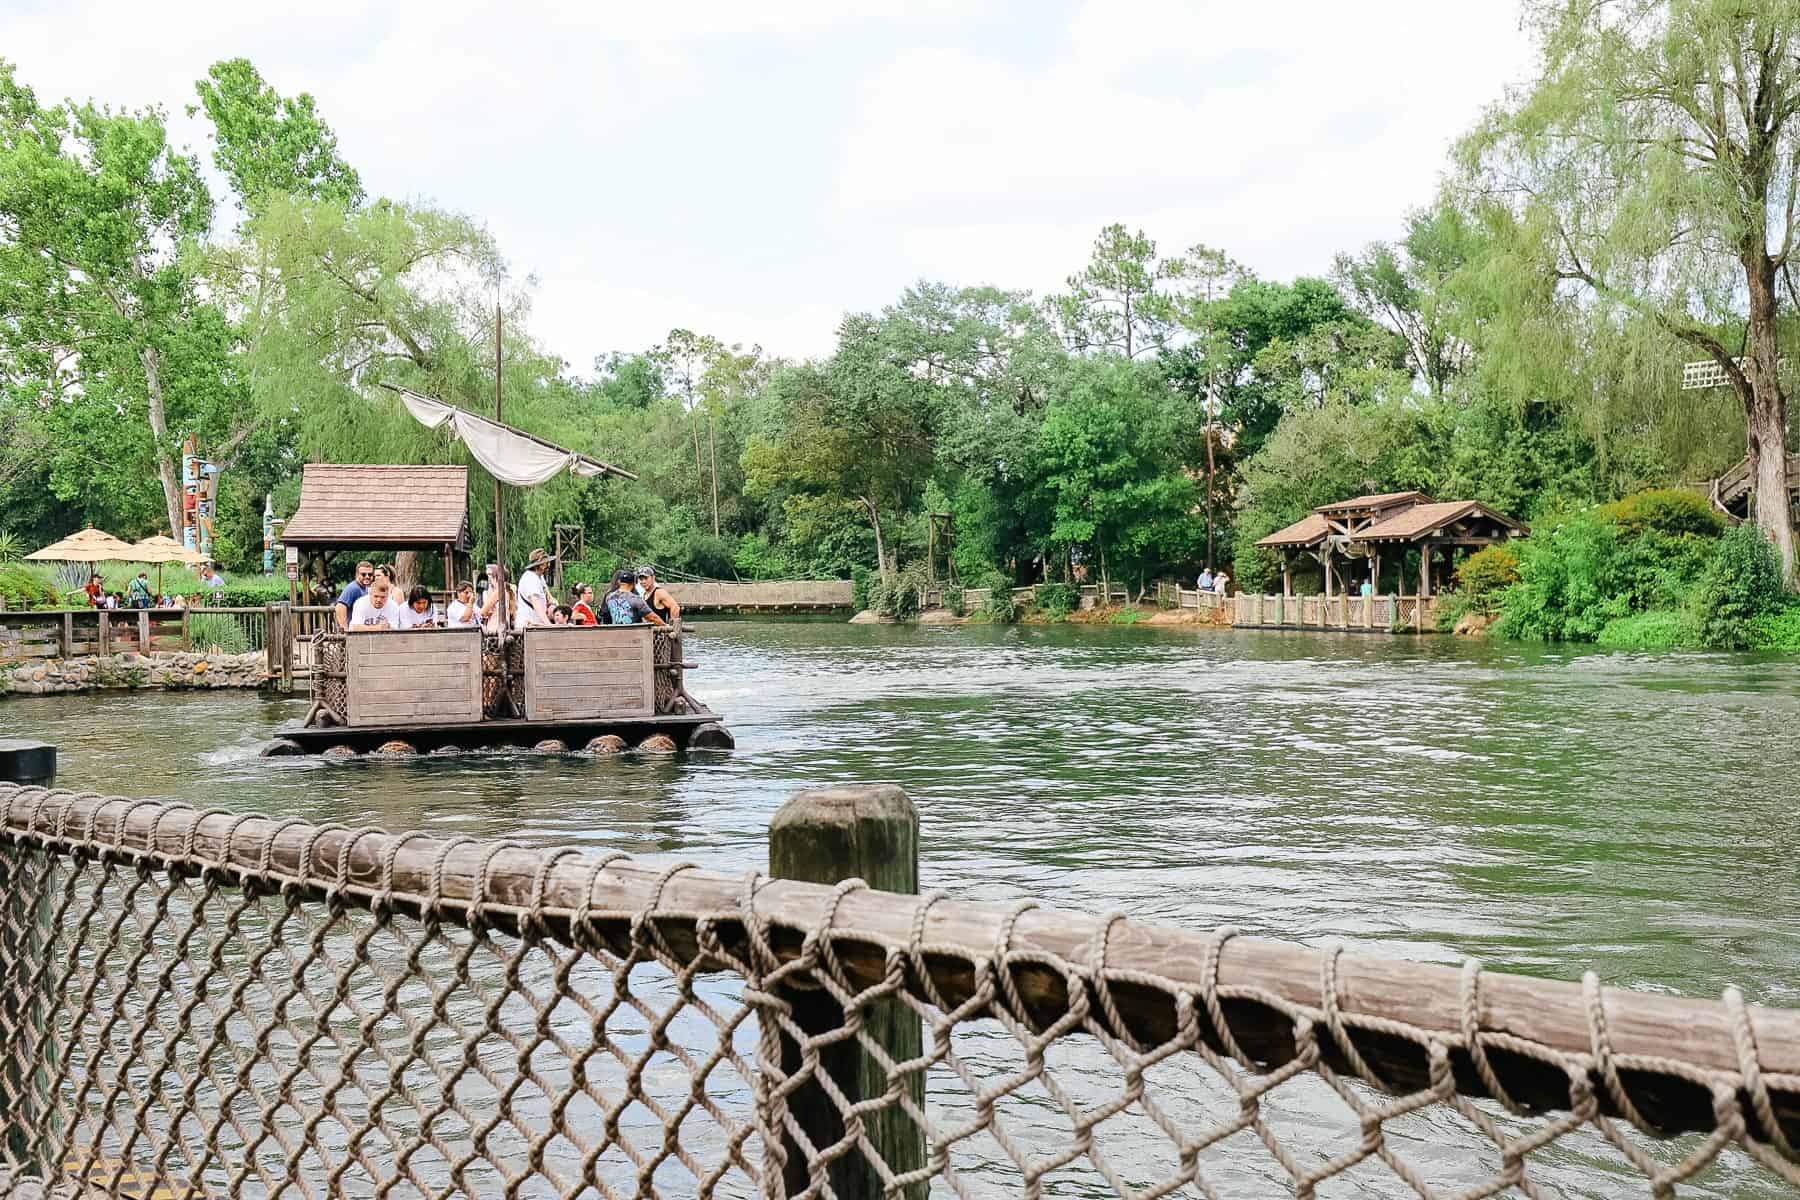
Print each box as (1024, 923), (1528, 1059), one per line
(1, 789), (1794, 1144)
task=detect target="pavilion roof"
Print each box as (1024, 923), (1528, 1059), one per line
(280, 464), (471, 549)
(1255, 513), (1330, 548)
(1357, 500), (1526, 543)
(1313, 491), (1430, 515)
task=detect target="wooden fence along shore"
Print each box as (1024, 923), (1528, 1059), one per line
(1, 772), (1798, 1198)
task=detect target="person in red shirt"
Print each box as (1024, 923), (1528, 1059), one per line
(83, 574), (103, 607)
(571, 583), (599, 626)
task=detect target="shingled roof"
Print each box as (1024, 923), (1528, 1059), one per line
(1313, 491), (1429, 514)
(281, 465), (471, 549)
(1357, 500), (1526, 543)
(1255, 513), (1331, 548)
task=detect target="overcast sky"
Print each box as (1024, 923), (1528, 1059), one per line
(4, 1), (1535, 373)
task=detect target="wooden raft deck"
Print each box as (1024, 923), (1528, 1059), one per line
(270, 712), (730, 754)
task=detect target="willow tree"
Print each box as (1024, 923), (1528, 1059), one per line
(1460, 1), (1800, 575)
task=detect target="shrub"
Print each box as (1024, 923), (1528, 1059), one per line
(1453, 545), (1520, 608)
(1595, 610), (1695, 650)
(1690, 524), (1788, 649)
(0, 563), (60, 610)
(0, 530), (22, 564)
(851, 565), (874, 612)
(1433, 589), (1478, 632)
(978, 571), (1018, 623)
(940, 585), (964, 616)
(873, 562), (928, 619)
(1493, 514), (1631, 641)
(1597, 488), (1725, 539)
(1110, 607), (1141, 625)
(1748, 608), (1800, 652)
(1035, 582), (1079, 620)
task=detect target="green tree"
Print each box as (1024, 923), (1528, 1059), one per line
(192, 58), (363, 213)
(1055, 224), (1189, 359)
(1459, 0), (1800, 577)
(0, 62), (217, 538)
(1332, 205), (1467, 399)
(1029, 358), (1198, 593)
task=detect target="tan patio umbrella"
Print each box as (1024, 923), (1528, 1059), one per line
(129, 535), (207, 596)
(24, 526), (139, 562)
(25, 526), (142, 606)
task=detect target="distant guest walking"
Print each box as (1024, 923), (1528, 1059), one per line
(1197, 568), (1214, 592)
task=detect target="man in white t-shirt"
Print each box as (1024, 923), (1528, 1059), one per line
(347, 577), (405, 631)
(517, 548), (553, 626)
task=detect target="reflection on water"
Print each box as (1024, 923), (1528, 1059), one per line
(8, 620), (1799, 1195)
(9, 619), (1799, 1002)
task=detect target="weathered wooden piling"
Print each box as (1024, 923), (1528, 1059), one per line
(768, 785), (926, 1200)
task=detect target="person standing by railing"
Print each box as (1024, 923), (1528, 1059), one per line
(334, 561), (375, 631)
(1197, 567), (1214, 592)
(637, 564), (680, 626)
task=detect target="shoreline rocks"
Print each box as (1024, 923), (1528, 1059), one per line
(1, 650), (267, 696)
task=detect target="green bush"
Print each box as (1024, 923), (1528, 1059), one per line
(1453, 545), (1519, 607)
(1690, 524), (1787, 649)
(1110, 607), (1141, 625)
(873, 562), (927, 619)
(1493, 515), (1631, 640)
(1035, 582), (1078, 620)
(1747, 608), (1800, 651)
(851, 565), (874, 612)
(1433, 589), (1478, 632)
(978, 571), (1018, 623)
(1595, 610), (1694, 650)
(0, 563), (60, 609)
(1597, 489), (1725, 538)
(940, 585), (964, 616)
(0, 530), (22, 564)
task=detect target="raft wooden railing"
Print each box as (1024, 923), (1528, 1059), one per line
(3, 783), (1799, 1198)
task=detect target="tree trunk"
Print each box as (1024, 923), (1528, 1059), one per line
(691, 410), (705, 500)
(1743, 253), (1796, 579)
(708, 413), (720, 536)
(865, 498), (891, 585)
(140, 347), (184, 539)
(1204, 424), (1217, 572)
(393, 551), (419, 592)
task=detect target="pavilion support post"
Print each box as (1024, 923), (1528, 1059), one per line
(1322, 547), (1333, 600)
(1282, 551), (1293, 597)
(769, 786), (926, 1200)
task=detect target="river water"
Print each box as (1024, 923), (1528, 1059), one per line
(4, 620), (1797, 1194)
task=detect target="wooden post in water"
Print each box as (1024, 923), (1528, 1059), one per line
(768, 785), (925, 1200)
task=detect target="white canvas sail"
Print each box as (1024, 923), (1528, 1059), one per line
(390, 386), (628, 486)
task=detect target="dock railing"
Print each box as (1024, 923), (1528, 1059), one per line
(4, 781), (1799, 1198)
(1231, 593), (1439, 632)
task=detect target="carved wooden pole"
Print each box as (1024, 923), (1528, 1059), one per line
(769, 785), (926, 1199)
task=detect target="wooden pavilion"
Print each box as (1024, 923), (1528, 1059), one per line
(1256, 492), (1525, 598)
(279, 464), (473, 596)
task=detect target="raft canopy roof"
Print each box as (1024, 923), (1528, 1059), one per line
(280, 464), (472, 550)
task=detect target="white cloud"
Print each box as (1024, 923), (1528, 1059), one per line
(833, 1), (1534, 298)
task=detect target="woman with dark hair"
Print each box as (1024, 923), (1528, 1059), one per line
(397, 584), (436, 628)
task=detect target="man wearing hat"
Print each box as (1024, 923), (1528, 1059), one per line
(517, 548), (555, 627)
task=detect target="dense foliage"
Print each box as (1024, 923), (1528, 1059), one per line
(2, 33), (1798, 648)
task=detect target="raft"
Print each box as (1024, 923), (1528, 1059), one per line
(263, 624), (733, 757)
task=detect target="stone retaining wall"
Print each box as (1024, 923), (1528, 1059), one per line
(2, 651), (268, 696)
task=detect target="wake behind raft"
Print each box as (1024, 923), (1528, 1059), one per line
(262, 623), (733, 758)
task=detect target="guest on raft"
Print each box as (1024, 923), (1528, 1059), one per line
(518, 548), (554, 625)
(397, 584), (437, 629)
(446, 580), (478, 627)
(347, 575), (404, 631)
(571, 583), (599, 626)
(550, 604), (573, 625)
(478, 564), (520, 634)
(604, 568), (669, 627)
(636, 565), (680, 626)
(334, 561), (375, 631)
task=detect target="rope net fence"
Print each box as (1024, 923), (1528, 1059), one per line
(2, 785), (1799, 1199)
